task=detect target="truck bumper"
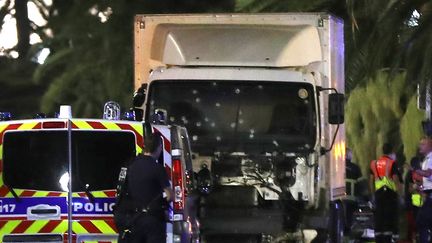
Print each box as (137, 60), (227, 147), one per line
(201, 209), (285, 235)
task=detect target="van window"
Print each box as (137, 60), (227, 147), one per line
(72, 131), (136, 191)
(3, 130), (136, 192)
(3, 131), (68, 191)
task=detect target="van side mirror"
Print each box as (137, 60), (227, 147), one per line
(328, 93), (344, 124)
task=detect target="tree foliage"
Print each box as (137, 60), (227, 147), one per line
(0, 57), (46, 118)
(34, 0), (235, 118)
(236, 0), (432, 92)
(344, 1), (432, 89)
(345, 70), (423, 175)
(400, 96), (425, 161)
(0, 0), (51, 59)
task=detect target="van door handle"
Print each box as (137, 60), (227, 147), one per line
(27, 204), (61, 220)
(31, 208), (58, 214)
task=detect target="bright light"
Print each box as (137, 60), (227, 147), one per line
(98, 7), (112, 23)
(0, 0), (51, 55)
(408, 10), (420, 27)
(59, 172), (70, 192)
(30, 33), (42, 45)
(9, 50), (18, 58)
(28, 1), (48, 27)
(89, 5), (113, 23)
(36, 47), (50, 64)
(0, 14), (17, 50)
(332, 140), (346, 162)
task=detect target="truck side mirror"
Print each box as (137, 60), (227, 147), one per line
(328, 93), (344, 124)
(133, 83), (147, 108)
(132, 84), (147, 121)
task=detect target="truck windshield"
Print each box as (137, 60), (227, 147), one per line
(148, 80), (316, 154)
(3, 130), (135, 192)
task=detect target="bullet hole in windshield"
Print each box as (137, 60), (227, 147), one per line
(298, 88), (309, 99)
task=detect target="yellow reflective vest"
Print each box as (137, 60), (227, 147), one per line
(370, 156), (397, 192)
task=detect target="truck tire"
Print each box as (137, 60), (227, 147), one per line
(329, 201), (344, 243)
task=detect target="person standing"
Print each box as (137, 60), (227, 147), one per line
(343, 148), (362, 234)
(369, 143), (402, 243)
(115, 135), (173, 243)
(404, 154), (423, 242)
(414, 137), (432, 243)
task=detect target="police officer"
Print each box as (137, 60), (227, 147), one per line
(116, 135), (173, 243)
(343, 148), (363, 234)
(369, 143), (402, 243)
(414, 137), (432, 243)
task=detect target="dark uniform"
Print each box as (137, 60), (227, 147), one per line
(344, 158), (362, 233)
(116, 154), (170, 243)
(370, 155), (402, 243)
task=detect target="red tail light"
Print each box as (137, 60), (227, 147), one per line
(172, 158), (184, 212)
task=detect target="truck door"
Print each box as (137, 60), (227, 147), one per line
(0, 120), (70, 243)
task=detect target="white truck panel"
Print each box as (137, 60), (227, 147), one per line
(153, 25), (321, 67)
(135, 14), (341, 84)
(321, 16), (345, 200)
(149, 67), (305, 83)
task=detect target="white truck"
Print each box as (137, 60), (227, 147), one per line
(133, 13), (346, 243)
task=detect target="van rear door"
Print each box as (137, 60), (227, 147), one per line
(0, 120), (69, 243)
(69, 120), (142, 243)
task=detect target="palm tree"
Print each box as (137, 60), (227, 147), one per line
(235, 0), (432, 92)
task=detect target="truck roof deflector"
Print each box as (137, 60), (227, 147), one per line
(151, 24), (322, 67)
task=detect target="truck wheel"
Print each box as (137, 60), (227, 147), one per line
(329, 201), (344, 243)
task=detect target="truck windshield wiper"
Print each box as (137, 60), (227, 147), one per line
(5, 184), (20, 201)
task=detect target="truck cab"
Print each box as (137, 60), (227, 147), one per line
(0, 106), (198, 243)
(135, 13), (346, 242)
